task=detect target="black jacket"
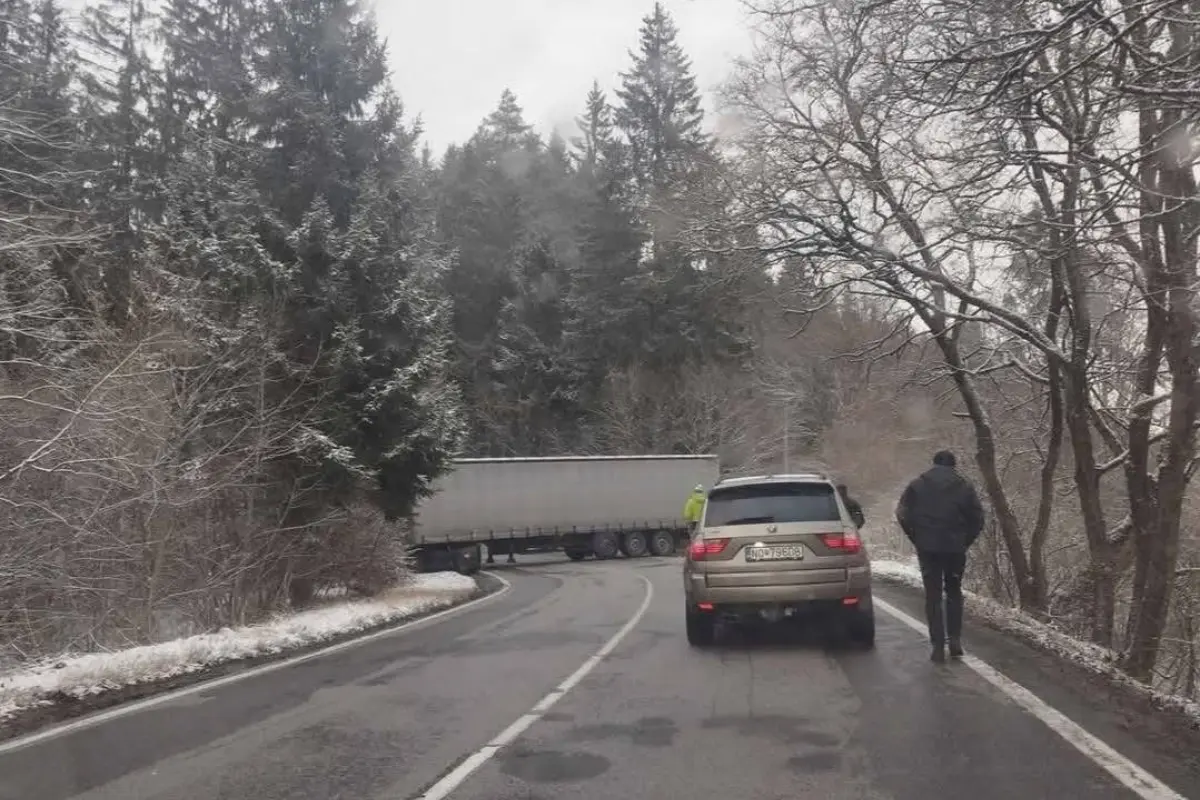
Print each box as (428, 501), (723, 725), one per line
(895, 465), (984, 554)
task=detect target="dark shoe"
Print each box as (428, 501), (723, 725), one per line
(930, 644), (946, 663)
(949, 638), (964, 659)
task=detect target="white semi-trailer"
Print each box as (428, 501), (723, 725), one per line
(408, 454), (720, 573)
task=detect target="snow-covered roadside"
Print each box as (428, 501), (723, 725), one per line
(0, 572), (478, 724)
(871, 558), (1200, 725)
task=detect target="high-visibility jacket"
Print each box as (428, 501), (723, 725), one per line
(683, 489), (707, 524)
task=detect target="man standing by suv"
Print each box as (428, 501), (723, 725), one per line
(683, 484), (707, 536)
(837, 483), (865, 528)
(895, 451), (985, 663)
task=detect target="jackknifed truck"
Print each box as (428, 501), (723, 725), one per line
(407, 454), (721, 573)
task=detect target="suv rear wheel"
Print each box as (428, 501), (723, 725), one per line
(686, 605), (716, 647)
(847, 608), (875, 649)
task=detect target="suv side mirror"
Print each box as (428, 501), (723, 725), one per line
(851, 510), (865, 528)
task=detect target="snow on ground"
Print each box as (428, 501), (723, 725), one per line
(871, 558), (1200, 725)
(0, 572), (477, 724)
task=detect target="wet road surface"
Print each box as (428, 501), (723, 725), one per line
(1, 556), (1197, 800)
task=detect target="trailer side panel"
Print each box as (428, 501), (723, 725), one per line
(412, 455), (719, 544)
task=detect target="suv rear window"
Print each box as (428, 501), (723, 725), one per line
(704, 482), (840, 526)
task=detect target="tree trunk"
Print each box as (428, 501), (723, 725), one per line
(937, 335), (1039, 612)
(1123, 355), (1196, 680)
(1028, 292), (1067, 615)
(1121, 63), (1200, 679)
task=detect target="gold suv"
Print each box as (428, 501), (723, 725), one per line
(683, 473), (874, 648)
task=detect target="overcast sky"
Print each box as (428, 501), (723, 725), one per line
(377, 0), (756, 154)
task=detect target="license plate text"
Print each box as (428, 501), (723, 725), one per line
(745, 545), (805, 562)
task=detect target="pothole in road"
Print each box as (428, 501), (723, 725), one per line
(787, 751), (844, 772)
(564, 716), (678, 747)
(499, 749), (611, 783)
(701, 714), (842, 747)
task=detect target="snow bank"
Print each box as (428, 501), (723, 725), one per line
(871, 558), (1200, 725)
(871, 559), (924, 588)
(0, 572), (478, 723)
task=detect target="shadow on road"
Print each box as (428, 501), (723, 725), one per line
(710, 618), (868, 654)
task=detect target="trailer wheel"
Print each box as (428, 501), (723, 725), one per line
(565, 548), (588, 561)
(452, 545), (482, 575)
(621, 531), (649, 558)
(411, 548), (434, 573)
(649, 530), (676, 557)
(592, 530), (620, 560)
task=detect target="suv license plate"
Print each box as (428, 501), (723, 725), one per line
(745, 545), (805, 562)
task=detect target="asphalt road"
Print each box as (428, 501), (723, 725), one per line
(1, 556), (1198, 800)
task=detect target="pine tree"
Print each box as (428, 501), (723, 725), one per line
(436, 93), (537, 452)
(437, 91), (532, 348)
(1, 0), (35, 95)
(146, 0), (463, 521)
(0, 0), (77, 220)
(573, 81), (614, 169)
(254, 0), (389, 226)
(321, 170), (464, 516)
(0, 0), (88, 357)
(615, 2), (711, 194)
(438, 91), (634, 454)
(478, 88), (536, 150)
(260, 0), (461, 516)
(488, 128), (592, 453)
(158, 0), (262, 171)
(611, 3), (752, 378)
(558, 83), (645, 396)
(77, 0), (158, 323)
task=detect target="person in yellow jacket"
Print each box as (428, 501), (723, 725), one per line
(683, 484), (707, 534)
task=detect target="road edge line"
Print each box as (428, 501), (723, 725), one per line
(0, 572), (513, 755)
(415, 573), (655, 800)
(874, 597), (1184, 800)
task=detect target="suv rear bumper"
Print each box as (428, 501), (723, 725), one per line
(698, 596), (872, 620)
(691, 582), (878, 614)
(686, 564), (871, 605)
(688, 581), (852, 606)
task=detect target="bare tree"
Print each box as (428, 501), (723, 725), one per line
(0, 299), (418, 662)
(590, 364), (756, 463)
(722, 0), (1056, 614)
(911, 0), (1200, 679)
(723, 0), (1200, 678)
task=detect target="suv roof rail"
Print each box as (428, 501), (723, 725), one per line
(714, 471), (831, 486)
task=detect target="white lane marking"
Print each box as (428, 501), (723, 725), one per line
(0, 573), (513, 755)
(875, 598), (1185, 800)
(416, 573), (654, 800)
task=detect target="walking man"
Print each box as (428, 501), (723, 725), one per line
(895, 450), (984, 663)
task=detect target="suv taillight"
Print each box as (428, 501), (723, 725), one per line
(820, 532), (862, 554)
(688, 538), (730, 560)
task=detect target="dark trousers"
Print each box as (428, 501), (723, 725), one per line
(917, 550), (966, 645)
